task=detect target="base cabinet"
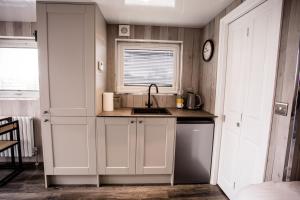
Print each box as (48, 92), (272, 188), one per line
(136, 118), (176, 174)
(97, 117), (136, 175)
(97, 117), (176, 175)
(42, 117), (96, 175)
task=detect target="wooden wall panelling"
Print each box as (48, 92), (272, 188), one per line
(265, 0), (300, 181)
(0, 21), (36, 37)
(106, 24), (202, 108)
(199, 9), (226, 113)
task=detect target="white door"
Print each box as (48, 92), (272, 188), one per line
(217, 13), (249, 196)
(41, 116), (96, 175)
(37, 3), (95, 117)
(136, 118), (176, 174)
(97, 117), (136, 175)
(218, 0), (283, 198)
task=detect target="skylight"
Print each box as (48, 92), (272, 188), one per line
(125, 0), (175, 8)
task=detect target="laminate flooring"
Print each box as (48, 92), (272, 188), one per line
(0, 165), (228, 200)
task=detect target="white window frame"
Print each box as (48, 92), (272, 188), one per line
(0, 37), (39, 100)
(115, 39), (183, 94)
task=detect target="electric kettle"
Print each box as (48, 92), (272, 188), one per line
(186, 92), (202, 110)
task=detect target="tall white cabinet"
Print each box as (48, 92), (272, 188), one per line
(37, 2), (106, 182)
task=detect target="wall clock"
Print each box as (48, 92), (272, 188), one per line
(202, 40), (214, 62)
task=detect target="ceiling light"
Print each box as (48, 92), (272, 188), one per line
(125, 0), (175, 8)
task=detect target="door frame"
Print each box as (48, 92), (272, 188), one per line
(210, 0), (283, 185)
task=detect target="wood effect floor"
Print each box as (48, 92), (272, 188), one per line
(0, 167), (228, 200)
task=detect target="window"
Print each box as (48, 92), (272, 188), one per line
(0, 39), (39, 99)
(116, 40), (182, 93)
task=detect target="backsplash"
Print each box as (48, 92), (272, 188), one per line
(117, 94), (176, 108)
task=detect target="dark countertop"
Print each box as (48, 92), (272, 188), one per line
(97, 108), (216, 118)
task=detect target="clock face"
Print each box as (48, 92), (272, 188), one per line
(202, 40), (214, 62)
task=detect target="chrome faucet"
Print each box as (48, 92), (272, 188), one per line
(147, 84), (159, 108)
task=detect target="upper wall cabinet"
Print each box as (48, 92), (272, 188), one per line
(37, 3), (106, 117)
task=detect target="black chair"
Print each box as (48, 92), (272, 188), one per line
(0, 117), (23, 186)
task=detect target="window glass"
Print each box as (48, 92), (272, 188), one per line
(0, 47), (39, 91)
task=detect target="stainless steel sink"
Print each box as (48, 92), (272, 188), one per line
(132, 108), (172, 115)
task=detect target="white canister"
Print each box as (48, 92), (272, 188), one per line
(103, 92), (114, 111)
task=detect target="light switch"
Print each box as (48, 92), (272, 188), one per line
(274, 102), (288, 116)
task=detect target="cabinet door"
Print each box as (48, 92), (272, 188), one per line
(97, 117), (136, 175)
(37, 3), (95, 116)
(42, 116), (96, 175)
(136, 118), (176, 174)
(218, 11), (248, 195)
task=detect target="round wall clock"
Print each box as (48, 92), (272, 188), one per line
(202, 40), (214, 62)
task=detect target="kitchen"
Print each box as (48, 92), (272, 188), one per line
(0, 0), (300, 199)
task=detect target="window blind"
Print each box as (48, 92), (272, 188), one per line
(123, 48), (175, 87)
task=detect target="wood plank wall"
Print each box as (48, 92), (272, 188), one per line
(265, 0), (300, 181)
(199, 0), (242, 113)
(106, 24), (202, 108)
(0, 21), (41, 162)
(0, 21), (36, 37)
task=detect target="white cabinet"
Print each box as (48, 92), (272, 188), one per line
(37, 2), (107, 179)
(136, 118), (176, 174)
(42, 117), (96, 175)
(97, 117), (136, 175)
(38, 3), (96, 117)
(97, 117), (176, 175)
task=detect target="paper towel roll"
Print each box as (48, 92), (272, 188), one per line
(103, 92), (114, 111)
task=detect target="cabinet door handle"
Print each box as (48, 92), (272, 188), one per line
(44, 119), (49, 122)
(236, 122), (240, 127)
(43, 111), (49, 114)
(130, 121), (135, 124)
(139, 121), (143, 124)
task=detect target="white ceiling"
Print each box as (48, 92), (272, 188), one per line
(0, 0), (236, 28)
(0, 0), (36, 22)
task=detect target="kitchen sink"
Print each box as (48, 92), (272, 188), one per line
(132, 108), (172, 115)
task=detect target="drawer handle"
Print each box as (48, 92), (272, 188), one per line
(130, 121), (135, 124)
(44, 119), (49, 122)
(43, 111), (49, 114)
(139, 121), (143, 124)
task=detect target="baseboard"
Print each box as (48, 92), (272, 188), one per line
(99, 175), (172, 185)
(47, 175), (98, 186)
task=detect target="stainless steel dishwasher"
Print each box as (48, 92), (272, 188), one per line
(174, 118), (214, 184)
